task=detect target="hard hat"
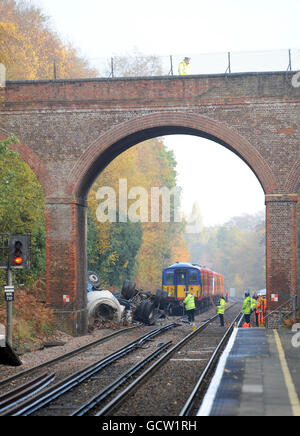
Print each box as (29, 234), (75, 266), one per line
(184, 57), (191, 62)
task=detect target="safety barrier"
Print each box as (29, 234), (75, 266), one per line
(265, 296), (298, 329)
(4, 48), (300, 81)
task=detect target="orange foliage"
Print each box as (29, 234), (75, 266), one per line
(171, 234), (190, 264)
(0, 0), (98, 80)
(0, 277), (54, 340)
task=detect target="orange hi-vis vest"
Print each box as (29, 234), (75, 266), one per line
(256, 297), (267, 325)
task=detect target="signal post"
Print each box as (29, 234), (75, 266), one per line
(5, 273), (13, 347)
(3, 235), (31, 347)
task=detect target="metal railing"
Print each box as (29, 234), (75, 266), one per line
(3, 48), (300, 82)
(265, 296), (298, 328)
(84, 48), (300, 79)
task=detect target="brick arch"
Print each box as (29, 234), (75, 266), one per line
(284, 159), (300, 193)
(0, 128), (54, 196)
(66, 112), (277, 200)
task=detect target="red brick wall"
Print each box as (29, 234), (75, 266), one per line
(265, 194), (298, 310)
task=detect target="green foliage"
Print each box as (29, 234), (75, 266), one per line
(87, 209), (99, 269)
(0, 136), (46, 287)
(0, 135), (19, 154)
(88, 210), (143, 288)
(100, 218), (143, 288)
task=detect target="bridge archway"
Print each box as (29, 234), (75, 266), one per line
(66, 112), (278, 200)
(42, 111), (296, 335)
(2, 72), (299, 336)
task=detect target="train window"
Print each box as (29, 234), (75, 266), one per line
(201, 271), (206, 289)
(189, 270), (198, 285)
(176, 272), (186, 285)
(165, 271), (174, 285)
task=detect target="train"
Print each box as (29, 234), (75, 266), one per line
(162, 262), (224, 315)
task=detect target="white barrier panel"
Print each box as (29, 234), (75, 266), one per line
(0, 64), (6, 87)
(0, 323), (5, 347)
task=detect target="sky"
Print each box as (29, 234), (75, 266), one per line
(32, 0), (299, 225)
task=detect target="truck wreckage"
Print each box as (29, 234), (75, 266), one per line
(87, 272), (168, 327)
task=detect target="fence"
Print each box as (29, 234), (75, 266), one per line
(3, 48), (300, 82)
(87, 48), (300, 79)
(265, 296), (298, 329)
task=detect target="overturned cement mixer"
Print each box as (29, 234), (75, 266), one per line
(87, 272), (168, 326)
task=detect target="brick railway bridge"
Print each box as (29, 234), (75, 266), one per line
(0, 71), (299, 335)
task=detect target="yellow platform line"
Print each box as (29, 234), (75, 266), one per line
(273, 330), (300, 416)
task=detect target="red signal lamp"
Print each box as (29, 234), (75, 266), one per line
(14, 256), (23, 265)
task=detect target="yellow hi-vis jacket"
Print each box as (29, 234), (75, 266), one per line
(183, 293), (196, 311)
(242, 296), (252, 315)
(217, 298), (226, 315)
(178, 60), (189, 75)
(251, 298), (258, 311)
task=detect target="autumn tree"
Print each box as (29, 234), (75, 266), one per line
(88, 138), (189, 291)
(0, 3), (189, 293)
(0, 0), (98, 80)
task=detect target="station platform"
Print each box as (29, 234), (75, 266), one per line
(198, 327), (300, 416)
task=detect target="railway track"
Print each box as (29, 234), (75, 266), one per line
(1, 302), (241, 416)
(0, 323), (179, 416)
(0, 326), (137, 390)
(97, 304), (241, 416)
(179, 312), (243, 416)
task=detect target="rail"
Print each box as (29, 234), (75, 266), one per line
(1, 305), (239, 416)
(0, 326), (136, 389)
(0, 323), (178, 416)
(179, 312), (243, 416)
(94, 313), (220, 416)
(0, 373), (55, 413)
(92, 304), (239, 416)
(71, 341), (173, 416)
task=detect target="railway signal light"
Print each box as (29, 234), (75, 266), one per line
(8, 235), (31, 269)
